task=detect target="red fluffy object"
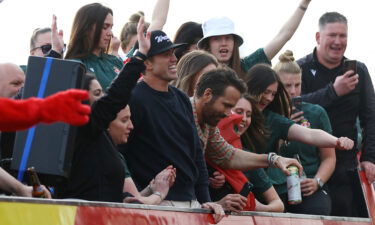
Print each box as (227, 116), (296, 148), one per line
(0, 89), (90, 132)
(208, 114), (256, 211)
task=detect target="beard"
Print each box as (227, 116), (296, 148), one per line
(201, 101), (227, 127)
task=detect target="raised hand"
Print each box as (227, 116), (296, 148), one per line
(137, 16), (151, 56)
(333, 71), (359, 96)
(290, 110), (304, 123)
(40, 89), (90, 126)
(51, 15), (65, 55)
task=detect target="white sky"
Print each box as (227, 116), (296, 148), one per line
(0, 0), (374, 82)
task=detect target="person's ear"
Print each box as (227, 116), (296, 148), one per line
(202, 88), (213, 103)
(315, 32), (320, 45)
(144, 59), (153, 70)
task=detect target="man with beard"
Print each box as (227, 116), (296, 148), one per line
(191, 67), (303, 211)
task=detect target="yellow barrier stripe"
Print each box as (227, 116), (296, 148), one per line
(0, 202), (77, 225)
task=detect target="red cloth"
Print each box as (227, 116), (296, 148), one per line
(208, 114), (256, 211)
(0, 89), (90, 131)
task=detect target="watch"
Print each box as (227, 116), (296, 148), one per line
(315, 177), (324, 188)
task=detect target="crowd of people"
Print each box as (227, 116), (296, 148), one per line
(1, 0), (374, 222)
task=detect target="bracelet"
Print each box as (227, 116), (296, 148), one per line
(152, 191), (163, 200)
(299, 5), (307, 11)
(267, 152), (280, 168)
(133, 50), (147, 61)
(267, 152), (276, 167)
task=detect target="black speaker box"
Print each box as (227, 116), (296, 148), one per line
(11, 56), (85, 186)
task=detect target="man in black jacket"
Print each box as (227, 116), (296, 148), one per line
(297, 12), (375, 217)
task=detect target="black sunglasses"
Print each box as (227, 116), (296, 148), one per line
(31, 44), (66, 55)
(32, 44), (52, 54)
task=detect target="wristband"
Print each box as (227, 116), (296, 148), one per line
(299, 5), (307, 11)
(133, 50), (147, 61)
(152, 191), (163, 200)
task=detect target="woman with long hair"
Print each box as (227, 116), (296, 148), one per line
(211, 94), (284, 212)
(245, 64), (353, 205)
(198, 0), (312, 79)
(174, 50), (218, 96)
(65, 3), (123, 90)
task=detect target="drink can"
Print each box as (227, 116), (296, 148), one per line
(287, 165), (302, 205)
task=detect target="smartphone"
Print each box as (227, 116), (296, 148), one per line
(292, 96), (303, 113)
(239, 182), (254, 197)
(343, 59), (357, 76)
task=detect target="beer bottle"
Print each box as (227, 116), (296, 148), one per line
(27, 167), (45, 198)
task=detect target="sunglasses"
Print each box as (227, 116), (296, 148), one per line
(32, 44), (52, 55)
(31, 44), (66, 55)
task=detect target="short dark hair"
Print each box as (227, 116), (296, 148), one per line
(195, 67), (247, 98)
(319, 12), (347, 30)
(30, 27), (51, 50)
(173, 21), (203, 61)
(82, 72), (97, 91)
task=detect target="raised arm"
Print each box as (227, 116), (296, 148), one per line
(287, 124), (354, 150)
(147, 0), (170, 32)
(263, 0), (311, 60)
(89, 17), (149, 132)
(49, 15), (65, 58)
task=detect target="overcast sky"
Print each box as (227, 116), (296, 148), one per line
(0, 0), (374, 82)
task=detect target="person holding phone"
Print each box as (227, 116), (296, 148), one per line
(297, 12), (375, 217)
(274, 50), (335, 215)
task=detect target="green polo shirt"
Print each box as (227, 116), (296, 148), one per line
(262, 110), (295, 195)
(281, 102), (332, 178)
(244, 168), (272, 198)
(79, 53), (124, 90)
(241, 48), (271, 72)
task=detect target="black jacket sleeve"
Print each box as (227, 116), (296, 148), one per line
(358, 63), (375, 163)
(88, 57), (144, 135)
(301, 82), (338, 107)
